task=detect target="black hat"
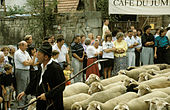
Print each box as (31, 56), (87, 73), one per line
(39, 42), (52, 56)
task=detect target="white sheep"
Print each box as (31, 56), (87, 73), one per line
(141, 77), (170, 89)
(88, 78), (137, 95)
(155, 64), (170, 70)
(27, 97), (36, 110)
(118, 68), (154, 81)
(71, 85), (127, 110)
(145, 97), (170, 110)
(153, 68), (170, 75)
(88, 82), (123, 95)
(63, 93), (90, 110)
(63, 82), (89, 97)
(85, 74), (129, 86)
(87, 92), (138, 110)
(127, 65), (161, 71)
(136, 84), (170, 96)
(138, 72), (170, 82)
(113, 91), (168, 110)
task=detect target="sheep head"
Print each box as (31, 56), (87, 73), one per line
(122, 78), (138, 87)
(118, 70), (127, 75)
(87, 101), (102, 110)
(113, 103), (129, 110)
(145, 97), (170, 110)
(85, 74), (101, 85)
(71, 102), (83, 110)
(138, 72), (151, 82)
(136, 84), (151, 96)
(126, 66), (137, 71)
(88, 82), (104, 95)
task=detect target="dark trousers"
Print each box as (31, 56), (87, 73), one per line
(135, 50), (140, 66)
(157, 47), (168, 64)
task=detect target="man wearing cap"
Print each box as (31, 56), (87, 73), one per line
(17, 42), (65, 110)
(14, 41), (33, 106)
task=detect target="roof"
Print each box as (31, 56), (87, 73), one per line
(57, 0), (79, 13)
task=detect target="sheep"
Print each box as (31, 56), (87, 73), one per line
(144, 97), (170, 110)
(118, 68), (155, 81)
(138, 72), (170, 82)
(88, 78), (138, 95)
(141, 77), (170, 89)
(63, 93), (90, 110)
(71, 85), (127, 110)
(63, 82), (89, 97)
(27, 97), (36, 110)
(127, 65), (161, 71)
(88, 82), (123, 95)
(136, 84), (170, 96)
(87, 92), (138, 110)
(113, 91), (168, 110)
(136, 84), (152, 96)
(85, 74), (129, 86)
(153, 68), (170, 75)
(155, 64), (170, 70)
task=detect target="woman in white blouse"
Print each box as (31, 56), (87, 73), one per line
(86, 38), (100, 79)
(102, 34), (116, 79)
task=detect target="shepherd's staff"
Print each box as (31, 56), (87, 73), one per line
(17, 59), (108, 110)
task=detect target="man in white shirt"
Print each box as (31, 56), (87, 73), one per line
(102, 19), (110, 40)
(133, 29), (142, 66)
(125, 30), (139, 67)
(14, 41), (32, 106)
(52, 36), (70, 68)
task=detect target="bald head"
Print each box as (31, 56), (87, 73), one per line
(18, 41), (28, 51)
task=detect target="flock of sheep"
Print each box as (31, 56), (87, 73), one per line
(29, 64), (170, 110)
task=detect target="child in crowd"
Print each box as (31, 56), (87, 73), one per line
(63, 62), (73, 85)
(0, 64), (14, 110)
(52, 50), (59, 63)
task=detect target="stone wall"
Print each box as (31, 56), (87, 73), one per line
(0, 11), (102, 45)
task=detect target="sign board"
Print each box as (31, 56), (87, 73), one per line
(109, 0), (170, 15)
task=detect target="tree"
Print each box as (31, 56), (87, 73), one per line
(26, 0), (57, 39)
(96, 0), (121, 22)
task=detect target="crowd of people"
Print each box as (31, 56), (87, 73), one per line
(0, 19), (169, 110)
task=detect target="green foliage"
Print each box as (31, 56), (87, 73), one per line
(6, 5), (27, 16)
(96, 0), (120, 22)
(26, 0), (57, 38)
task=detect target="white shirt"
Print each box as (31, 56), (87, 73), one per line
(133, 36), (142, 48)
(86, 45), (97, 58)
(52, 58), (59, 63)
(4, 56), (9, 64)
(125, 36), (137, 52)
(39, 59), (53, 85)
(102, 41), (115, 59)
(14, 49), (31, 70)
(102, 24), (109, 39)
(52, 44), (68, 62)
(31, 56), (38, 71)
(166, 30), (170, 42)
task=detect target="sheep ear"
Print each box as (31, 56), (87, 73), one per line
(164, 102), (170, 106)
(96, 104), (101, 110)
(96, 76), (100, 81)
(145, 87), (151, 92)
(144, 99), (150, 103)
(98, 85), (103, 90)
(134, 86), (138, 90)
(124, 105), (129, 110)
(144, 75), (149, 80)
(79, 107), (83, 110)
